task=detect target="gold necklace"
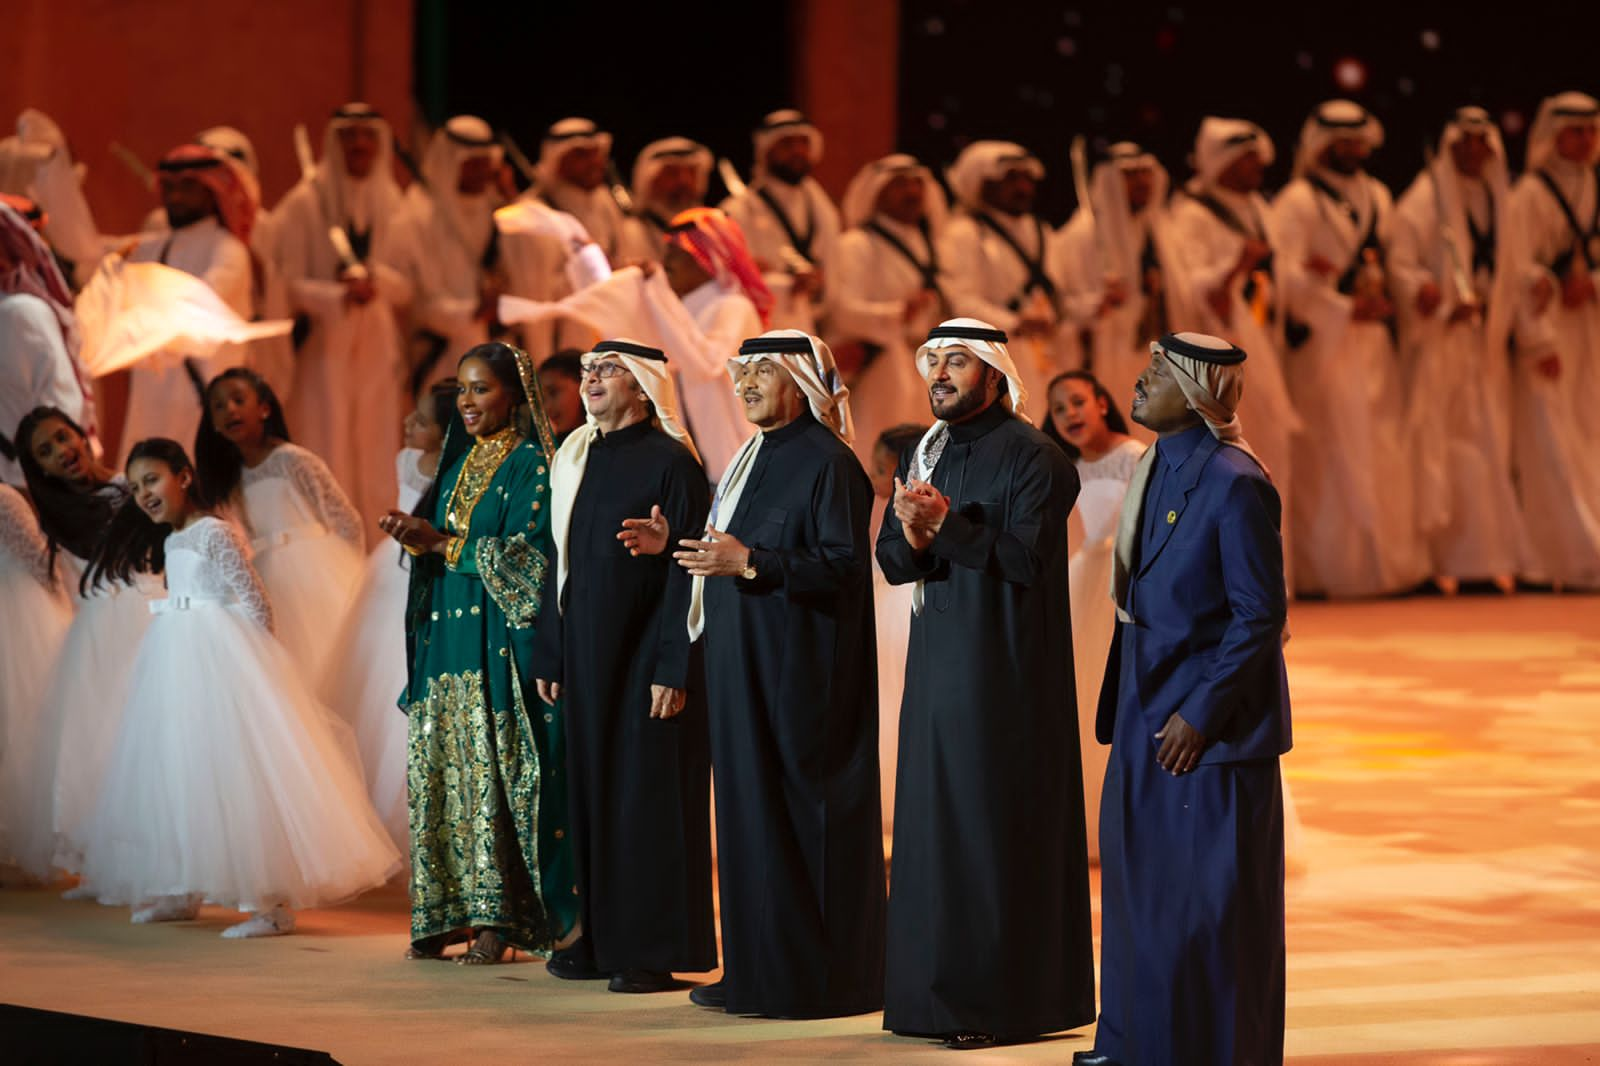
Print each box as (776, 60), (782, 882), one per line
(445, 425), (520, 539)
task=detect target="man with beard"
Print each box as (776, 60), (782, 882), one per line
(531, 117), (626, 264)
(1161, 118), (1302, 587)
(534, 338), (715, 994)
(939, 141), (1066, 407)
(721, 110), (840, 333)
(1050, 141), (1170, 441)
(617, 138), (712, 264)
(390, 115), (508, 381)
(669, 329), (885, 1019)
(120, 143), (255, 460)
(1273, 100), (1426, 598)
(1077, 332), (1290, 1066)
(877, 317), (1094, 1050)
(830, 153), (950, 465)
(272, 103), (410, 528)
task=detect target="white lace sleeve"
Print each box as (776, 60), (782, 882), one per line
(199, 518), (275, 632)
(283, 446), (365, 548)
(0, 485), (56, 588)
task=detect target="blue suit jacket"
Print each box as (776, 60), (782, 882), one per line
(1096, 432), (1291, 765)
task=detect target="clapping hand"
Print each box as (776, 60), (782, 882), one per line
(893, 477), (949, 551)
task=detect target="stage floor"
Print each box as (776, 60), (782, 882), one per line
(3, 594), (1599, 1064)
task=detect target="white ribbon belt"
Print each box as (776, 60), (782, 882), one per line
(149, 595), (230, 615)
(250, 522), (327, 554)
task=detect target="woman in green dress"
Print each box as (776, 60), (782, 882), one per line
(379, 341), (577, 964)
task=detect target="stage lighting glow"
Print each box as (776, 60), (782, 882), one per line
(1421, 29), (1441, 51)
(1501, 109), (1526, 136)
(1333, 56), (1368, 91)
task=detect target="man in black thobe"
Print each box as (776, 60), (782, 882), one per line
(671, 329), (885, 1018)
(877, 318), (1096, 1050)
(533, 338), (715, 993)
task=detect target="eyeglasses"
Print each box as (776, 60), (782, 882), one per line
(579, 360), (629, 380)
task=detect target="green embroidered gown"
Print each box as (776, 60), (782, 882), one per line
(402, 425), (578, 950)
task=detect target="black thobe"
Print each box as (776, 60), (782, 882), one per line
(876, 399), (1096, 1040)
(532, 420), (716, 974)
(700, 410), (886, 1018)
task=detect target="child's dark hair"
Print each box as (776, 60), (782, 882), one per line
(424, 380), (458, 432)
(14, 406), (122, 572)
(540, 349), (584, 384)
(194, 367), (291, 505)
(84, 438), (203, 592)
(875, 422), (930, 464)
(1040, 370), (1130, 461)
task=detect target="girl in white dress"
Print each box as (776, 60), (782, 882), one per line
(867, 422), (929, 836)
(78, 438), (400, 937)
(1042, 371), (1146, 862)
(320, 383), (452, 848)
(196, 368), (364, 680)
(10, 407), (156, 887)
(0, 482), (73, 875)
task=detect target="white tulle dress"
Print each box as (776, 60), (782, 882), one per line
(79, 516), (400, 912)
(320, 448), (433, 848)
(0, 486), (74, 867)
(1067, 439), (1147, 862)
(14, 499), (159, 880)
(237, 444), (365, 681)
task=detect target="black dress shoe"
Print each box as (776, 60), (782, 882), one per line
(1071, 1052), (1122, 1066)
(545, 945), (609, 980)
(607, 969), (675, 994)
(943, 1032), (998, 1050)
(688, 980), (727, 1008)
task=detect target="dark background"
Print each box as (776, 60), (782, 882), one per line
(422, 0), (1600, 223)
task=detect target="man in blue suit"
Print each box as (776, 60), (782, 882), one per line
(1075, 331), (1291, 1066)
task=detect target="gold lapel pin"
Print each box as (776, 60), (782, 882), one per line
(1166, 510), (1177, 525)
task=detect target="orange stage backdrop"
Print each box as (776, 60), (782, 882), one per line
(1, 0), (416, 235)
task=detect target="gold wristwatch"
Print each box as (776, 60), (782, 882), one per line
(740, 556), (757, 581)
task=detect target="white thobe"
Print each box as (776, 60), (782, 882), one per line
(1389, 170), (1533, 581)
(1048, 207), (1161, 439)
(1273, 171), (1427, 597)
(721, 177), (840, 334)
(539, 182), (626, 264)
(938, 209), (1068, 407)
(0, 293), (84, 482)
(387, 189), (497, 384)
(273, 176), (412, 534)
(1162, 188), (1302, 588)
(1507, 163), (1600, 586)
(122, 216), (252, 462)
(828, 216), (945, 462)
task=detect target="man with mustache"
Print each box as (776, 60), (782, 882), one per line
(660, 329), (885, 1020)
(877, 318), (1094, 1051)
(721, 111), (839, 333)
(1078, 331), (1291, 1066)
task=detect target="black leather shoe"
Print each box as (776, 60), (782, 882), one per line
(688, 980), (727, 1008)
(943, 1032), (998, 1050)
(545, 945), (608, 981)
(608, 969), (675, 994)
(1071, 1052), (1122, 1066)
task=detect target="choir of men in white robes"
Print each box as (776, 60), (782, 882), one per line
(532, 117), (627, 264)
